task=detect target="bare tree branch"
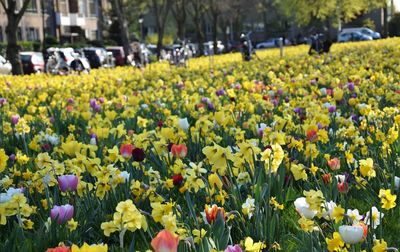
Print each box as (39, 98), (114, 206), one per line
(17, 0), (32, 22)
(0, 0), (8, 12)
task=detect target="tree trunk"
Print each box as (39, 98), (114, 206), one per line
(157, 22), (164, 59)
(195, 21), (205, 56)
(6, 19), (23, 75)
(177, 22), (185, 41)
(111, 0), (131, 57)
(383, 6), (388, 38)
(212, 13), (218, 54)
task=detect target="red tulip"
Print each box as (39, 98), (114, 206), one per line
(172, 174), (183, 186)
(46, 245), (70, 252)
(171, 144), (187, 159)
(151, 229), (179, 252)
(337, 181), (349, 193)
(120, 143), (134, 159)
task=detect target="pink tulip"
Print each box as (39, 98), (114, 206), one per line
(151, 229), (179, 252)
(225, 245), (243, 252)
(11, 115), (20, 125)
(57, 175), (78, 192)
(50, 204), (74, 224)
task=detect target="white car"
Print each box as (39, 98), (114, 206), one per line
(0, 55), (12, 75)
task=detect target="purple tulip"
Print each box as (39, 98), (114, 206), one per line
(201, 97), (209, 103)
(347, 82), (354, 91)
(328, 105), (336, 113)
(277, 88), (283, 95)
(293, 107), (303, 114)
(9, 154), (16, 161)
(94, 104), (102, 113)
(58, 175), (78, 192)
(207, 102), (215, 111)
(67, 98), (74, 104)
(89, 98), (97, 108)
(99, 97), (105, 103)
(216, 88), (225, 96)
(351, 93), (357, 98)
(0, 98), (6, 106)
(50, 204), (74, 224)
(11, 115), (20, 125)
(225, 245), (243, 252)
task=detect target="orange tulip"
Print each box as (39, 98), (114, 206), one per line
(327, 157), (340, 171)
(205, 204), (225, 224)
(151, 229), (179, 252)
(306, 129), (318, 142)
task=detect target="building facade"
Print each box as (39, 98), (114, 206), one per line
(0, 0), (46, 42)
(0, 0), (108, 44)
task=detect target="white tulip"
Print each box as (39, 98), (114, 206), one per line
(395, 176), (400, 189)
(294, 197), (317, 219)
(339, 225), (364, 244)
(178, 117), (190, 131)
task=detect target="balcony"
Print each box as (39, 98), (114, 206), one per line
(57, 13), (86, 26)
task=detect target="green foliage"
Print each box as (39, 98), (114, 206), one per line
(276, 0), (386, 27)
(145, 33), (173, 45)
(363, 18), (376, 30)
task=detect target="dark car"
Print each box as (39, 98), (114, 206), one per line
(20, 52), (45, 74)
(83, 47), (114, 68)
(83, 48), (102, 68)
(106, 46), (125, 66)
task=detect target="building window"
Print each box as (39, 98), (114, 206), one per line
(69, 0), (78, 13)
(17, 27), (23, 41)
(27, 0), (38, 12)
(78, 0), (87, 17)
(26, 27), (39, 41)
(89, 0), (96, 17)
(90, 30), (97, 40)
(60, 0), (68, 16)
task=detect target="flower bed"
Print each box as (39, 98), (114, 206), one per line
(1, 39), (400, 251)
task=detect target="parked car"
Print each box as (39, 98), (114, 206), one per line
(342, 27), (381, 39)
(203, 41), (225, 55)
(256, 38), (291, 49)
(47, 47), (90, 72)
(0, 55), (12, 75)
(338, 31), (373, 42)
(106, 46), (126, 66)
(45, 48), (70, 75)
(83, 47), (115, 69)
(20, 52), (45, 74)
